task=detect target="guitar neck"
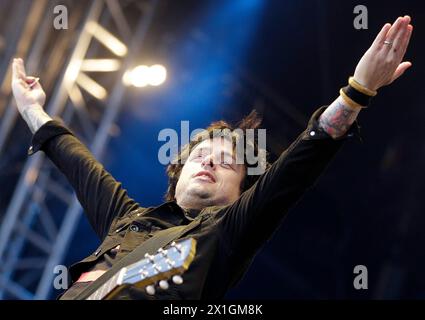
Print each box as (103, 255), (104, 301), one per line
(86, 269), (125, 300)
(83, 238), (197, 300)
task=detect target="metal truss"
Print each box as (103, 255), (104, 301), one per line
(0, 0), (158, 299)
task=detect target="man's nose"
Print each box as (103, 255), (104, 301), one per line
(201, 154), (215, 168)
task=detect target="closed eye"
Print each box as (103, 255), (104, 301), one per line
(220, 162), (234, 170)
(190, 154), (204, 162)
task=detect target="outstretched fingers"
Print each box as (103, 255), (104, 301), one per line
(397, 24), (413, 60)
(384, 17), (405, 45)
(389, 16), (411, 60)
(12, 58), (27, 81)
(372, 23), (391, 49)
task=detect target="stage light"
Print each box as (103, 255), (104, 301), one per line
(67, 85), (85, 108)
(123, 64), (167, 87)
(80, 59), (121, 72)
(65, 59), (82, 83)
(86, 22), (128, 56)
(127, 65), (150, 87)
(76, 72), (107, 100)
(148, 64), (167, 86)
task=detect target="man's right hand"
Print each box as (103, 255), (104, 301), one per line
(11, 58), (52, 134)
(11, 58), (46, 114)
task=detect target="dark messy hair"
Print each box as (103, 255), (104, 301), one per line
(164, 110), (270, 202)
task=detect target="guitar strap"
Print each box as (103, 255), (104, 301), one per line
(73, 215), (202, 300)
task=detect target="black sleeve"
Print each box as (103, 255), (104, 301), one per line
(29, 119), (141, 240)
(214, 106), (360, 261)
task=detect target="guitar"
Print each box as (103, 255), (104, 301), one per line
(85, 238), (197, 300)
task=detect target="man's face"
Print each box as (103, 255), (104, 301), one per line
(175, 137), (245, 210)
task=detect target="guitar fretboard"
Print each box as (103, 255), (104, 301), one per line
(83, 238), (196, 300)
(86, 272), (121, 300)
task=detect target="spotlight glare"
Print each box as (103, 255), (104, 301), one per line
(122, 70), (132, 86)
(130, 65), (150, 87)
(81, 59), (121, 72)
(148, 64), (167, 86)
(86, 22), (128, 57)
(123, 64), (167, 88)
(65, 59), (82, 83)
(76, 72), (107, 100)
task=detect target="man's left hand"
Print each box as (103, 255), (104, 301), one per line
(353, 15), (413, 92)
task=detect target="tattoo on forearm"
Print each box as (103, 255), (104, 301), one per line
(22, 107), (52, 134)
(318, 96), (361, 139)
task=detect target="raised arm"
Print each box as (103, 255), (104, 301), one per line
(11, 58), (140, 239)
(215, 16), (414, 266)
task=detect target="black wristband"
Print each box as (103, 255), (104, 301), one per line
(342, 84), (372, 107)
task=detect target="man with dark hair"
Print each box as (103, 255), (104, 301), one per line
(11, 16), (412, 299)
(165, 110), (270, 205)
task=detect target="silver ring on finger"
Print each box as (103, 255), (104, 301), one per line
(383, 40), (393, 47)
